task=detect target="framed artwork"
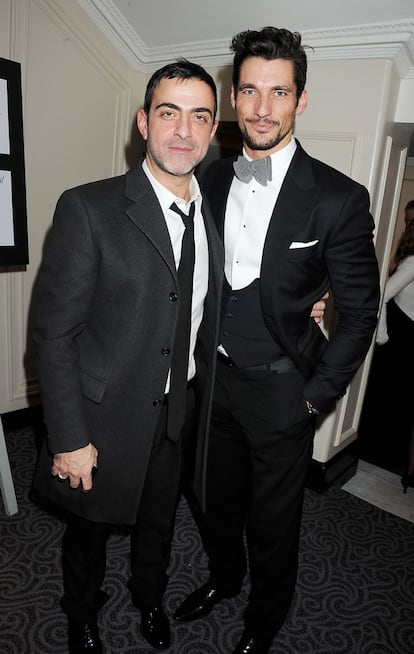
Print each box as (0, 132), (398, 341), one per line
(0, 57), (28, 265)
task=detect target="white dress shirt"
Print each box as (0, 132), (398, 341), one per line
(225, 138), (297, 290)
(142, 160), (209, 390)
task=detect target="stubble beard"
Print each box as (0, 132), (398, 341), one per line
(149, 151), (197, 177)
(240, 120), (295, 152)
(146, 138), (202, 177)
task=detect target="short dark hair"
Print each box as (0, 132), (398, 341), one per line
(144, 59), (217, 119)
(395, 218), (414, 264)
(405, 199), (414, 212)
(230, 27), (308, 103)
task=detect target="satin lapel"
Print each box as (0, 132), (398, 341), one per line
(205, 159), (236, 241)
(261, 143), (316, 281)
(124, 165), (176, 277)
(201, 199), (224, 292)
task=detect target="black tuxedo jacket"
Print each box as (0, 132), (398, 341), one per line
(202, 140), (380, 413)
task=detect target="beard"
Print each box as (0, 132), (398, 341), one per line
(146, 136), (203, 177)
(149, 154), (196, 177)
(240, 119), (294, 152)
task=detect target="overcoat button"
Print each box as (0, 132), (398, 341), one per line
(169, 292), (178, 301)
(153, 399), (162, 407)
(161, 347), (170, 356)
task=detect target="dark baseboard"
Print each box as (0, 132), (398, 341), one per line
(1, 405), (45, 435)
(306, 445), (359, 492)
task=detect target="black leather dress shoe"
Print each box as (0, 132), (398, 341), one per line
(68, 619), (102, 652)
(173, 582), (235, 622)
(232, 631), (272, 654)
(140, 605), (170, 650)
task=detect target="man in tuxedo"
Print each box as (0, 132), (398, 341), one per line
(32, 59), (223, 653)
(174, 27), (380, 654)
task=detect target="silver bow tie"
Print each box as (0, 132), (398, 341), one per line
(233, 155), (272, 186)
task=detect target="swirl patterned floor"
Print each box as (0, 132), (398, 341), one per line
(1, 425), (414, 653)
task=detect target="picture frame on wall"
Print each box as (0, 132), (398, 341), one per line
(0, 57), (28, 265)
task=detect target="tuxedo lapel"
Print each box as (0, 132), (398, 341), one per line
(203, 158), (236, 240)
(261, 143), (316, 278)
(200, 198), (224, 289)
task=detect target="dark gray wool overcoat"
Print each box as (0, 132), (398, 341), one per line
(32, 163), (224, 525)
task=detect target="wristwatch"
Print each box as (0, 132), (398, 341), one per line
(306, 400), (319, 415)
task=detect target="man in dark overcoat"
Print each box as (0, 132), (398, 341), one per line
(32, 60), (223, 653)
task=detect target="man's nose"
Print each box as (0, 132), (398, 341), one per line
(254, 95), (271, 117)
(174, 115), (192, 138)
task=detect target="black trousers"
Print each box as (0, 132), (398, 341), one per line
(358, 299), (414, 471)
(203, 360), (315, 640)
(60, 388), (195, 623)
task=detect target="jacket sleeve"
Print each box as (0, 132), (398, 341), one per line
(32, 188), (99, 453)
(303, 183), (380, 412)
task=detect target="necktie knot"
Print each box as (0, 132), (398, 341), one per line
(233, 155), (272, 186)
(170, 202), (195, 232)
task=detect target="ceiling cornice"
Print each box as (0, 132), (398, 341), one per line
(77, 1), (414, 78)
(305, 22), (414, 79)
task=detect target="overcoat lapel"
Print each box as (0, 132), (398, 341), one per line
(124, 165), (177, 279)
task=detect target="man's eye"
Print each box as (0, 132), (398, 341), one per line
(275, 90), (287, 98)
(242, 89), (255, 96)
(194, 114), (209, 123)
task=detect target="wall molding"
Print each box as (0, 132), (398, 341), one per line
(296, 130), (360, 177)
(1, 0), (138, 412)
(77, 1), (414, 78)
(35, 0), (134, 176)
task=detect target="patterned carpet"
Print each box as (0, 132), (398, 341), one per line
(1, 425), (414, 654)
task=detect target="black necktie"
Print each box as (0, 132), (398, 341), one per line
(167, 201), (195, 441)
(233, 155), (272, 186)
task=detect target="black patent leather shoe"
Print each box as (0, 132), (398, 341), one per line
(232, 631), (272, 654)
(140, 605), (170, 650)
(68, 619), (102, 652)
(173, 582), (235, 622)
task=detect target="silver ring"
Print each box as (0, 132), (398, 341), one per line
(57, 472), (68, 480)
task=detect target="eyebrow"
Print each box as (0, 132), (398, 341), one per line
(238, 83), (294, 93)
(154, 102), (213, 118)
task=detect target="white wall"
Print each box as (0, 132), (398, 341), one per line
(0, 0), (145, 414)
(395, 79), (414, 122)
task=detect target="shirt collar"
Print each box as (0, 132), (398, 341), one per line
(142, 159), (201, 214)
(242, 136), (297, 171)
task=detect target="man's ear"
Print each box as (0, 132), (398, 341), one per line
(295, 89), (308, 116)
(230, 86), (236, 110)
(137, 108), (148, 140)
(209, 120), (219, 143)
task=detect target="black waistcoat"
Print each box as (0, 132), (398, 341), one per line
(219, 278), (284, 367)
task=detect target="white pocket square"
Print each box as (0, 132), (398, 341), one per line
(289, 240), (319, 249)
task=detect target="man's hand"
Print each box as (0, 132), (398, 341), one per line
(311, 292), (329, 324)
(52, 443), (98, 492)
